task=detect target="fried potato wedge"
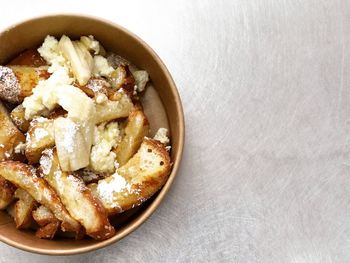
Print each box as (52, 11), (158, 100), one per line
(0, 65), (49, 104)
(40, 149), (115, 240)
(36, 221), (60, 239)
(115, 109), (149, 166)
(25, 118), (55, 164)
(78, 77), (111, 98)
(109, 65), (135, 97)
(14, 188), (37, 229)
(8, 49), (47, 67)
(0, 102), (25, 161)
(89, 138), (171, 215)
(10, 104), (30, 133)
(95, 91), (133, 124)
(0, 161), (81, 232)
(0, 176), (16, 209)
(32, 205), (57, 226)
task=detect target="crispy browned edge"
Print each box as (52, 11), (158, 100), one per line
(123, 138), (171, 212)
(35, 221), (60, 239)
(115, 108), (150, 166)
(14, 189), (37, 229)
(0, 161), (81, 233)
(32, 205), (57, 226)
(0, 176), (16, 209)
(40, 149), (115, 240)
(8, 49), (47, 67)
(0, 102), (25, 162)
(92, 138), (171, 215)
(117, 138), (172, 212)
(25, 119), (54, 164)
(10, 105), (30, 133)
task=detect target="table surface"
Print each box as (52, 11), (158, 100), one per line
(1, 0), (350, 262)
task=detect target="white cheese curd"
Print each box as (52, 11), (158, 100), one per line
(14, 142), (26, 154)
(37, 35), (69, 73)
(80, 35), (101, 55)
(154, 128), (170, 145)
(90, 122), (121, 173)
(93, 55), (114, 77)
(133, 70), (149, 92)
(95, 93), (108, 104)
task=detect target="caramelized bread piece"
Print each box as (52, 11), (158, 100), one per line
(75, 169), (107, 184)
(35, 221), (60, 239)
(0, 102), (25, 161)
(40, 149), (115, 240)
(115, 109), (149, 166)
(0, 176), (16, 209)
(95, 91), (133, 124)
(89, 138), (171, 215)
(0, 161), (81, 233)
(0, 65), (49, 103)
(10, 104), (30, 133)
(25, 118), (55, 164)
(32, 205), (57, 226)
(78, 77), (111, 98)
(8, 49), (47, 67)
(109, 65), (135, 97)
(14, 188), (37, 229)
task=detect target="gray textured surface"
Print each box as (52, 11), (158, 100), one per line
(1, 0), (350, 262)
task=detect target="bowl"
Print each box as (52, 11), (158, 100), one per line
(0, 15), (184, 255)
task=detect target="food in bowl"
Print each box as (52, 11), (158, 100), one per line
(0, 35), (171, 240)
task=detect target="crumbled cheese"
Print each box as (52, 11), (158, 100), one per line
(37, 35), (69, 73)
(154, 128), (170, 145)
(23, 61), (95, 172)
(95, 93), (108, 104)
(22, 67), (94, 122)
(22, 67), (73, 120)
(80, 35), (101, 55)
(133, 70), (149, 92)
(90, 122), (121, 173)
(93, 55), (114, 77)
(14, 142), (26, 154)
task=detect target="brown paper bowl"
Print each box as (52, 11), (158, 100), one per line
(0, 15), (184, 255)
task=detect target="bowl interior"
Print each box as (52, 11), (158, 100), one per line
(0, 15), (184, 255)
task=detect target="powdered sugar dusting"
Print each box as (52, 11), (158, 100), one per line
(39, 149), (54, 176)
(96, 173), (129, 208)
(0, 66), (21, 103)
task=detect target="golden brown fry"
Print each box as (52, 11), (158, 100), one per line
(77, 77), (111, 98)
(115, 109), (149, 166)
(40, 149), (115, 240)
(32, 205), (57, 226)
(0, 176), (16, 209)
(14, 188), (37, 229)
(0, 161), (81, 233)
(89, 138), (171, 215)
(35, 221), (60, 239)
(25, 117), (55, 164)
(95, 91), (133, 124)
(10, 104), (30, 133)
(8, 49), (47, 67)
(0, 102), (25, 161)
(0, 65), (49, 104)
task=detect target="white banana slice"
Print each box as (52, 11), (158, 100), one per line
(58, 35), (93, 86)
(54, 117), (90, 171)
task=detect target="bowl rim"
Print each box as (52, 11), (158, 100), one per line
(0, 13), (185, 255)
